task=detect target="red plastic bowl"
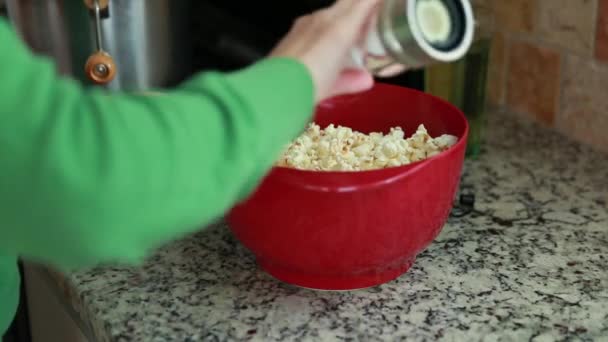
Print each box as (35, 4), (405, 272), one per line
(228, 83), (468, 290)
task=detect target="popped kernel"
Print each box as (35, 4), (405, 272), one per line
(276, 123), (458, 171)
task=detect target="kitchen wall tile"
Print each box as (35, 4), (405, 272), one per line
(507, 41), (561, 126)
(558, 55), (608, 153)
(487, 32), (506, 106)
(537, 0), (598, 55)
(596, 0), (608, 62)
(471, 0), (495, 32)
(492, 0), (537, 34)
(488, 0), (608, 153)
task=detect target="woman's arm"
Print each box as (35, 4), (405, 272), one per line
(0, 0), (380, 270)
(0, 19), (314, 268)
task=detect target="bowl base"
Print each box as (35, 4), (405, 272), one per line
(258, 258), (416, 291)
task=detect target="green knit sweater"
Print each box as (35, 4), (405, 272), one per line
(0, 18), (314, 333)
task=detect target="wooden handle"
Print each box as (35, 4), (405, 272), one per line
(83, 0), (109, 10)
(85, 51), (116, 85)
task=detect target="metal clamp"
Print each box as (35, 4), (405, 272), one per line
(83, 0), (116, 85)
(451, 192), (475, 218)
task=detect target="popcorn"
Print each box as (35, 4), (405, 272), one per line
(276, 123), (458, 171)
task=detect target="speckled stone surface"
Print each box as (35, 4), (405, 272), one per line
(49, 111), (608, 341)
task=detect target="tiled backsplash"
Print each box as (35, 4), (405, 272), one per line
(477, 0), (608, 153)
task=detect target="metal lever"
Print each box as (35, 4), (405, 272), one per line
(84, 0), (116, 85)
(92, 0), (104, 52)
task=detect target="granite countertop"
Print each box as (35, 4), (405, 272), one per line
(46, 110), (608, 341)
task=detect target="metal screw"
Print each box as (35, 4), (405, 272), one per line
(93, 64), (109, 78)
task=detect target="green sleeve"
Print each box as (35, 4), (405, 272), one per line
(0, 19), (314, 269)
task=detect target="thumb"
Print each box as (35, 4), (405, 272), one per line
(328, 68), (375, 99)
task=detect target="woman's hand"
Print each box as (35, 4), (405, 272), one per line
(270, 0), (382, 102)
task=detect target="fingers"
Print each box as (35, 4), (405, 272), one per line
(330, 69), (374, 98)
(329, 0), (356, 14)
(327, 0), (383, 47)
(375, 64), (408, 78)
(347, 0), (384, 22)
(269, 0), (384, 102)
(331, 0), (381, 14)
(335, 0), (383, 29)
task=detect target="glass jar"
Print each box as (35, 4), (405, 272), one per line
(424, 20), (492, 158)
